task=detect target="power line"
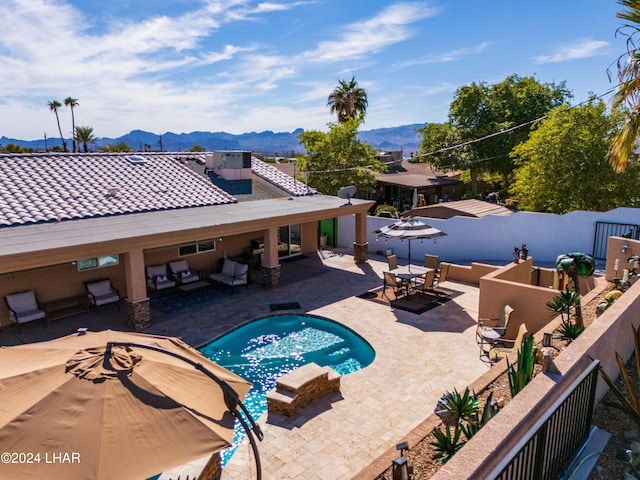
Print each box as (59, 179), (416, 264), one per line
(418, 84), (620, 159)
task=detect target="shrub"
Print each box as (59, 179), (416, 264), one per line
(556, 319), (585, 342)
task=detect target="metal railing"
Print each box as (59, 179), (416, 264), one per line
(487, 359), (600, 480)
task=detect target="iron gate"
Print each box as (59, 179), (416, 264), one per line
(593, 221), (640, 260)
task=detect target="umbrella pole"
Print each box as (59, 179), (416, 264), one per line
(105, 342), (263, 479)
(408, 239), (412, 272)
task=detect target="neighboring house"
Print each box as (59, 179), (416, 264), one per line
(372, 158), (464, 212)
(401, 199), (514, 219)
(0, 152), (371, 330)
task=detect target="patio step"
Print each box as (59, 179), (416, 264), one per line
(266, 363), (340, 416)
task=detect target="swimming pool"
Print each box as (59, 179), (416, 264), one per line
(198, 313), (375, 463)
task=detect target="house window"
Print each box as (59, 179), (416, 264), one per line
(77, 254), (119, 271)
(179, 239), (216, 257)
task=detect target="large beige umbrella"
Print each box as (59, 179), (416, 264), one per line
(0, 329), (255, 480)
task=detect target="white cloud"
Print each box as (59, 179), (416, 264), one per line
(534, 39), (609, 63)
(394, 42), (492, 69)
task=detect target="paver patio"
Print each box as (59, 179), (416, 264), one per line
(0, 249), (490, 479)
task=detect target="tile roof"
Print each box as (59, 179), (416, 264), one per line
(251, 157), (317, 196)
(0, 152), (236, 228)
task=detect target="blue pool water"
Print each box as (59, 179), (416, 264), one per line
(198, 314), (375, 463)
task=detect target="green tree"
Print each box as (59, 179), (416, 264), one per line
(510, 100), (640, 213)
(327, 77), (368, 123)
(444, 75), (571, 195)
(74, 126), (98, 152)
(189, 145), (205, 152)
(417, 121), (466, 173)
(48, 100), (67, 152)
(297, 118), (385, 196)
(608, 0), (640, 172)
(64, 97), (79, 153)
(99, 141), (132, 153)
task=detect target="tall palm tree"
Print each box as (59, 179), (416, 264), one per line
(48, 100), (67, 152)
(608, 0), (640, 171)
(74, 126), (98, 152)
(64, 97), (79, 152)
(327, 76), (368, 123)
(555, 252), (597, 328)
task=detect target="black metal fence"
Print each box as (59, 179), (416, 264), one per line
(488, 359), (600, 480)
(593, 221), (640, 260)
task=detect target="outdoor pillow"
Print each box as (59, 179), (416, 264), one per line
(222, 259), (236, 277)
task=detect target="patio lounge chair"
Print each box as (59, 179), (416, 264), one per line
(85, 278), (120, 312)
(489, 323), (529, 363)
(383, 271), (403, 300)
(168, 259), (200, 285)
(476, 304), (514, 356)
(5, 290), (46, 326)
(146, 264), (176, 290)
(209, 257), (249, 289)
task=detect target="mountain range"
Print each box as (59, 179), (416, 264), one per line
(0, 124), (423, 155)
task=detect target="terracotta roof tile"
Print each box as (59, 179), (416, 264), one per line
(0, 153), (236, 227)
(251, 157), (316, 196)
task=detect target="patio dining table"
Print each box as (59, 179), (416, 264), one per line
(387, 265), (433, 297)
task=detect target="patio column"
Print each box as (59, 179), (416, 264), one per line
(261, 227), (281, 289)
(123, 248), (150, 332)
(353, 211), (369, 264)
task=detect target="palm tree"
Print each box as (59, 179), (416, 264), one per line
(327, 76), (368, 123)
(555, 252), (597, 328)
(64, 97), (79, 152)
(48, 100), (67, 152)
(608, 0), (640, 171)
(74, 126), (98, 152)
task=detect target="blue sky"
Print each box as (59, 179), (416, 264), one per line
(0, 0), (627, 140)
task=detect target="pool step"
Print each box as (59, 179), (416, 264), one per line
(266, 362), (340, 416)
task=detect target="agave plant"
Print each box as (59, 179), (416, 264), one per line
(430, 424), (464, 463)
(556, 319), (585, 342)
(507, 334), (537, 397)
(546, 287), (582, 323)
(598, 324), (640, 428)
(460, 392), (499, 440)
(439, 388), (479, 425)
(555, 252), (596, 328)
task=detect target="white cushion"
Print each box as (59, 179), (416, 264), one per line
(222, 259), (237, 277)
(6, 291), (39, 313)
(147, 265), (168, 278)
(87, 280), (112, 297)
(169, 260), (189, 275)
(234, 262), (249, 281)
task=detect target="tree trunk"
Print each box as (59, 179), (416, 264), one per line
(571, 272), (584, 328)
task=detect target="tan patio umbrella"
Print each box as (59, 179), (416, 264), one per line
(0, 329), (255, 480)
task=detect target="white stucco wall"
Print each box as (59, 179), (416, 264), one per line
(337, 207), (640, 265)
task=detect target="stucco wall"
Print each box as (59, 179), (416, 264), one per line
(339, 207), (640, 264)
(433, 238), (640, 479)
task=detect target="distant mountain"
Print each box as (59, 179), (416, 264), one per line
(0, 124), (423, 155)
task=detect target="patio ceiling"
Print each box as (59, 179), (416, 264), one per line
(0, 195), (372, 274)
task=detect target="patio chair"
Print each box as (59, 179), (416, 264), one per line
(383, 271), (402, 300)
(488, 323), (529, 363)
(387, 254), (398, 270)
(5, 290), (46, 326)
(423, 254), (439, 271)
(146, 264), (176, 290)
(85, 278), (120, 313)
(168, 259), (200, 285)
(415, 270), (436, 294)
(432, 263), (449, 293)
(209, 257), (249, 289)
(476, 305), (514, 355)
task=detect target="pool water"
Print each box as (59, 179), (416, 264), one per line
(198, 314), (375, 463)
